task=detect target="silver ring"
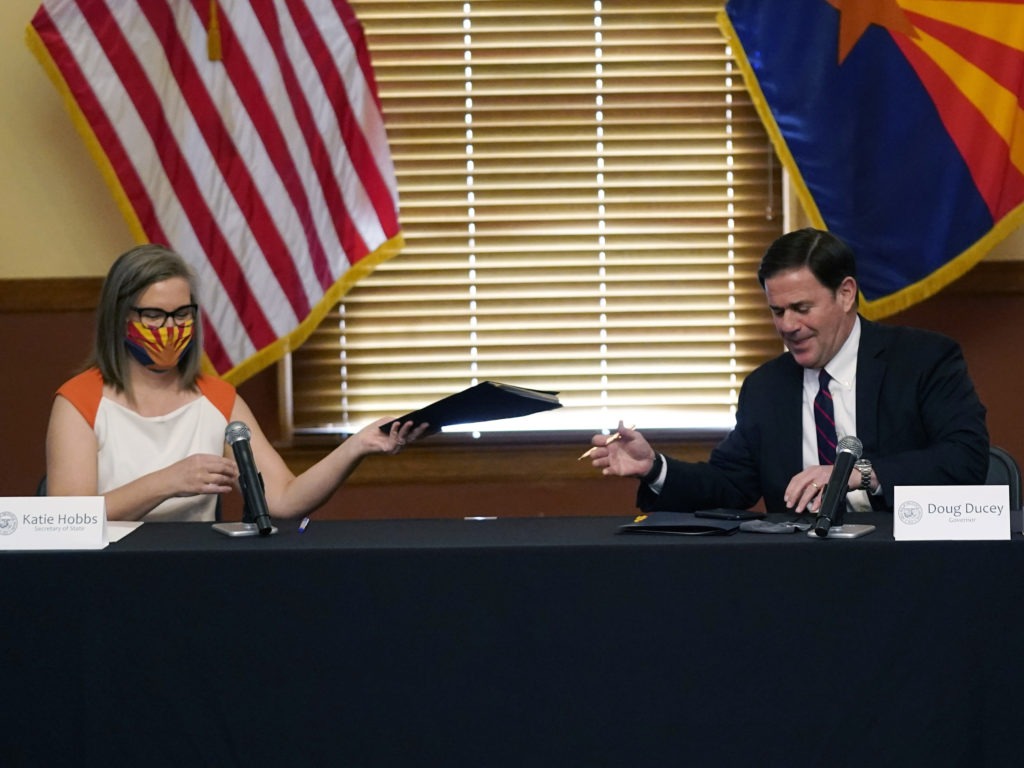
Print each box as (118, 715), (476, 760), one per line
(811, 481), (820, 490)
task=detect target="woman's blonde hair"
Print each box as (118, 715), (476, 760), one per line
(91, 244), (203, 396)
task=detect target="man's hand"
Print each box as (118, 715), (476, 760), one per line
(784, 463), (859, 513)
(586, 421), (656, 478)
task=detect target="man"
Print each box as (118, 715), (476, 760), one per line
(587, 228), (989, 514)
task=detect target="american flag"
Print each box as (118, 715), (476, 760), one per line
(28, 0), (401, 382)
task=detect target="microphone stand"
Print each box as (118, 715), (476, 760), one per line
(807, 435), (876, 540)
(212, 474), (278, 538)
(807, 492), (876, 539)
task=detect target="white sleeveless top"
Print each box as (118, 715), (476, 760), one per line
(57, 369), (236, 522)
(94, 396), (227, 521)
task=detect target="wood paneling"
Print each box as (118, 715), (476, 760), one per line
(0, 277), (103, 312)
(4, 264), (1022, 519)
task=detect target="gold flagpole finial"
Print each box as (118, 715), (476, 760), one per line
(207, 0), (222, 61)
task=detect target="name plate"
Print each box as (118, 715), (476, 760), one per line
(894, 485), (1010, 541)
(0, 497), (107, 550)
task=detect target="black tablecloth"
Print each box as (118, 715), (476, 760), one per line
(4, 514), (1023, 767)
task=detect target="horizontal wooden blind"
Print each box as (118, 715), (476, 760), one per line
(288, 0), (783, 436)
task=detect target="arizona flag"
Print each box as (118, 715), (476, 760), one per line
(27, 0), (401, 382)
(720, 0), (1024, 316)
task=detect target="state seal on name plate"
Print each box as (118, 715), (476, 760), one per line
(897, 500), (923, 525)
(0, 510), (18, 535)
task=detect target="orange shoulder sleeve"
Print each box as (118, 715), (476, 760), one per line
(55, 368), (105, 429)
(196, 374), (237, 422)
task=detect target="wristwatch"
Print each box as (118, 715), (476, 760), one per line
(855, 459), (873, 491)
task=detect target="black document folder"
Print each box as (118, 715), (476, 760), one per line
(618, 511), (743, 536)
(380, 381), (562, 433)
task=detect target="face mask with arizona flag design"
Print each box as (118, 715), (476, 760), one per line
(124, 320), (195, 372)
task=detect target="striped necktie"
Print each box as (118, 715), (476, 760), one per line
(814, 368), (837, 465)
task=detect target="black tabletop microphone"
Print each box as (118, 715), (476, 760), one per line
(225, 421), (273, 536)
(813, 435), (863, 538)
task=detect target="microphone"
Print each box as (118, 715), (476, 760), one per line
(225, 421), (273, 536)
(813, 435), (863, 538)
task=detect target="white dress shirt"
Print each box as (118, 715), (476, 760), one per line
(802, 316), (872, 510)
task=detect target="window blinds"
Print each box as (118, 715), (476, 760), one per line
(288, 0), (783, 437)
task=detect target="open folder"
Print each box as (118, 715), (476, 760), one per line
(379, 381), (562, 433)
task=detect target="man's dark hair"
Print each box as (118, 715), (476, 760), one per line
(757, 228), (857, 294)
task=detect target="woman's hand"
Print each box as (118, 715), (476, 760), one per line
(167, 453), (238, 497)
(353, 418), (431, 456)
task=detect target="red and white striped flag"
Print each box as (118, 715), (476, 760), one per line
(27, 0), (401, 383)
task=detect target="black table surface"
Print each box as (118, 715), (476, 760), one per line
(114, 511), (888, 549)
(5, 513), (1023, 767)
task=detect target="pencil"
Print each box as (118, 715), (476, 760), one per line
(577, 425), (634, 461)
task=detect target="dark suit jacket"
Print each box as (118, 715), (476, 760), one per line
(640, 319), (989, 514)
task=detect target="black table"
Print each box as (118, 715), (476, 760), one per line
(4, 514), (1023, 767)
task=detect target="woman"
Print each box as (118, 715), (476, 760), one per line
(45, 244), (426, 522)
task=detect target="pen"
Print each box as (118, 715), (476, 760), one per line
(298, 517), (310, 533)
(577, 425), (635, 461)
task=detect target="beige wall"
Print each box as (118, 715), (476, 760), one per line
(2, 0), (131, 278)
(2, 0), (1022, 280)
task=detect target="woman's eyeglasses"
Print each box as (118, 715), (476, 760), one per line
(130, 304), (198, 328)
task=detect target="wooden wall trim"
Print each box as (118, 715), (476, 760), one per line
(5, 263), (1020, 485)
(0, 277), (103, 312)
(0, 276), (718, 484)
(280, 437), (720, 485)
(946, 260), (1024, 294)
(3, 260), (1023, 312)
